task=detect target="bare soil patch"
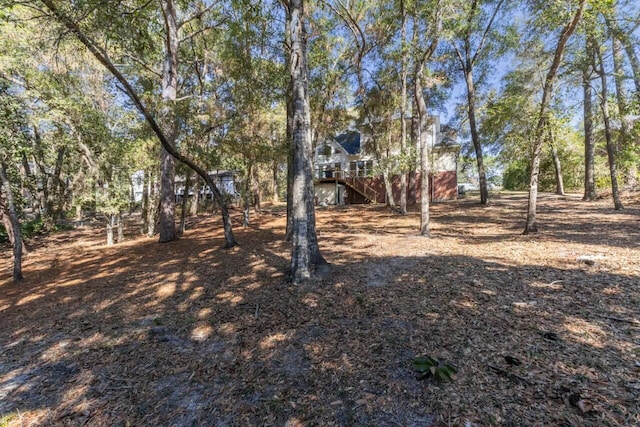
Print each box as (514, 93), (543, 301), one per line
(1, 192), (639, 426)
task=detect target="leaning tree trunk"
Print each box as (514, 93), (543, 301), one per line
(582, 61), (596, 201)
(1, 161), (23, 282)
(287, 0), (327, 282)
(524, 0), (585, 234)
(40, 0), (237, 248)
(594, 43), (624, 210)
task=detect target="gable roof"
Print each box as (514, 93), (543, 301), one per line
(334, 131), (361, 155)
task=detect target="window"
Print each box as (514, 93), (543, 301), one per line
(320, 144), (332, 156)
(364, 160), (374, 177)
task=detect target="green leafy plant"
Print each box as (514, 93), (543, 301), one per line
(413, 356), (457, 382)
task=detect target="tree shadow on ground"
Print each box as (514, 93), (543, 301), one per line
(1, 204), (638, 426)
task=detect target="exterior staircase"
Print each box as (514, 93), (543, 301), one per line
(316, 170), (380, 204)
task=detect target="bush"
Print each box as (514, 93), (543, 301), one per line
(22, 218), (48, 238)
(503, 159), (530, 191)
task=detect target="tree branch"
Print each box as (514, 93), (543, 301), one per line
(470, 0), (505, 66)
(177, 1), (221, 29)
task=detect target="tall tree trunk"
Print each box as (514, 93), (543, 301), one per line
(141, 170), (150, 234)
(0, 161), (23, 282)
(382, 171), (396, 208)
(117, 212), (124, 242)
(158, 0), (179, 243)
(50, 146), (66, 224)
(550, 140), (565, 196)
(524, 0), (585, 234)
(179, 171), (191, 233)
(415, 67), (431, 236)
(399, 0), (408, 214)
(582, 60), (596, 201)
(272, 160), (279, 203)
(147, 172), (157, 237)
(594, 42), (624, 210)
(106, 214), (115, 246)
(252, 163), (261, 213)
(40, 0), (237, 248)
(465, 69), (489, 205)
(158, 148), (176, 242)
(454, 0), (505, 206)
(287, 0), (327, 283)
(411, 5), (441, 235)
(243, 162), (252, 227)
(285, 8), (294, 241)
(191, 177), (200, 216)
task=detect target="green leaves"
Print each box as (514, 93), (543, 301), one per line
(412, 355), (458, 382)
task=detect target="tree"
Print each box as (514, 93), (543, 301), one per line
(411, 0), (443, 236)
(0, 160), (23, 281)
(0, 82), (27, 281)
(283, 0), (328, 282)
(448, 0), (506, 205)
(524, 0), (586, 234)
(398, 0), (409, 215)
(592, 36), (624, 210)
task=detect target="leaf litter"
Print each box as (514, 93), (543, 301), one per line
(0, 191), (639, 426)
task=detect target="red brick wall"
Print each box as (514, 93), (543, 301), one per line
(351, 171), (457, 204)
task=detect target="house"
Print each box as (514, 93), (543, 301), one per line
(175, 170), (239, 203)
(130, 170), (240, 204)
(313, 116), (460, 205)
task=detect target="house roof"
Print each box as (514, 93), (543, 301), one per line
(334, 131), (361, 154)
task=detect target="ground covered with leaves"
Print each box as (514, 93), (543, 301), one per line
(1, 192), (639, 426)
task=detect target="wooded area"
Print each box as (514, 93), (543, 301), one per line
(0, 0), (639, 424)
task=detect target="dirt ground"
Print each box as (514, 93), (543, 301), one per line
(1, 191), (639, 426)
